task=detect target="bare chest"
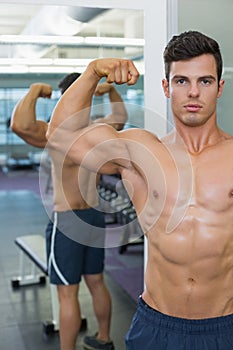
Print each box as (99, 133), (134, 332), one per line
(138, 144), (233, 234)
(186, 151), (233, 212)
(155, 147), (233, 212)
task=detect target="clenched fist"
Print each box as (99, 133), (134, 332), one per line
(89, 58), (139, 86)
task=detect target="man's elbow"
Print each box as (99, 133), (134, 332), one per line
(10, 118), (24, 136)
(114, 122), (125, 131)
(116, 114), (128, 130)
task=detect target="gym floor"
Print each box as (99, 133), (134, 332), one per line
(0, 169), (143, 350)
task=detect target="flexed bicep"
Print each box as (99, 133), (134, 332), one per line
(47, 122), (131, 174)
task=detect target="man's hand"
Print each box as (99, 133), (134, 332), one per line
(30, 83), (52, 99)
(89, 58), (139, 86)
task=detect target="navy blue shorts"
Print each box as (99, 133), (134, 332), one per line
(45, 208), (105, 285)
(125, 297), (233, 350)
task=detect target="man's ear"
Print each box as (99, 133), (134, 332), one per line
(162, 79), (170, 98)
(217, 79), (225, 98)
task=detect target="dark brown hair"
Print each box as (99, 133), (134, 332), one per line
(163, 31), (223, 84)
(58, 72), (81, 94)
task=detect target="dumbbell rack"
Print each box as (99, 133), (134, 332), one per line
(98, 175), (144, 254)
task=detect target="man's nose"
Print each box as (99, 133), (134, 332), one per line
(188, 83), (199, 97)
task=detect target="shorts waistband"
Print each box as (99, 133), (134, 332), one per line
(53, 206), (100, 215)
(138, 296), (233, 334)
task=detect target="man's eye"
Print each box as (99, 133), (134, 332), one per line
(177, 79), (186, 84)
(202, 79), (210, 85)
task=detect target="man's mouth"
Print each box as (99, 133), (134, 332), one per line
(184, 104), (202, 112)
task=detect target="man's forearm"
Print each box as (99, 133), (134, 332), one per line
(109, 87), (128, 127)
(49, 62), (103, 136)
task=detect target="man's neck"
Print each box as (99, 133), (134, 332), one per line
(173, 123), (224, 154)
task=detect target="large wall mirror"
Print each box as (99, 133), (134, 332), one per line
(0, 1), (146, 299)
(0, 0), (168, 297)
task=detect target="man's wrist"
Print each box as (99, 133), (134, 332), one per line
(86, 60), (104, 82)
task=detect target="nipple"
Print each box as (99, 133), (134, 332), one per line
(153, 190), (159, 198)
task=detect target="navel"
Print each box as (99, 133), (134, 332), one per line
(188, 277), (195, 284)
(229, 189), (233, 198)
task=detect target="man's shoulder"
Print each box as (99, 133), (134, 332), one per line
(224, 136), (233, 150)
(219, 128), (233, 141)
(219, 131), (233, 151)
(120, 127), (160, 143)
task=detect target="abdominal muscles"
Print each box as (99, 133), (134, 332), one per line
(144, 206), (233, 318)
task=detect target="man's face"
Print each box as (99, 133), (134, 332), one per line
(162, 54), (224, 127)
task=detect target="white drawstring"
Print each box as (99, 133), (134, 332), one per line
(48, 212), (69, 285)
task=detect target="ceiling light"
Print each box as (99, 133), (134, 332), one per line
(0, 35), (84, 45)
(0, 56), (144, 75)
(1, 65), (28, 74)
(0, 57), (93, 74)
(84, 37), (145, 47)
(28, 66), (76, 74)
(0, 58), (53, 65)
(52, 58), (92, 66)
(0, 35), (144, 47)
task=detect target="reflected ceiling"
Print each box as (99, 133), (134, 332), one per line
(0, 4), (144, 59)
(0, 4), (144, 74)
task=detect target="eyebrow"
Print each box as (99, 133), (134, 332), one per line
(171, 74), (216, 81)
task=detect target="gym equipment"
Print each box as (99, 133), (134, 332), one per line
(118, 208), (144, 254)
(98, 175), (144, 253)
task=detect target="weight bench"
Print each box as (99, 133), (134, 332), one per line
(11, 234), (87, 335)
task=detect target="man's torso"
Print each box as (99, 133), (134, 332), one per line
(49, 149), (100, 211)
(121, 129), (233, 319)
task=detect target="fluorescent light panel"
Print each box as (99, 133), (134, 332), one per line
(0, 35), (144, 47)
(0, 58), (92, 74)
(85, 37), (145, 47)
(0, 58), (91, 66)
(0, 62), (144, 74)
(0, 35), (84, 45)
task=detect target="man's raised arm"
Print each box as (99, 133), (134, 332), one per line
(46, 58), (139, 173)
(11, 83), (51, 148)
